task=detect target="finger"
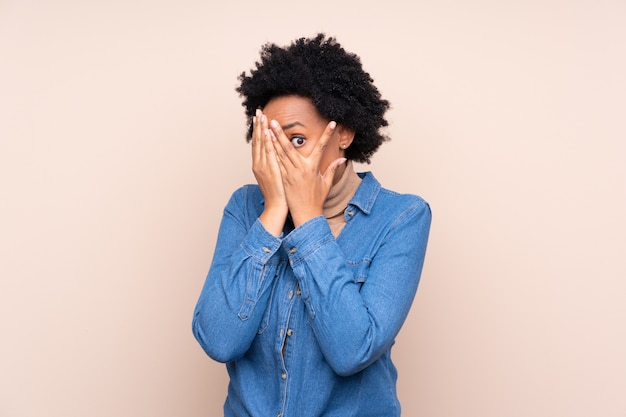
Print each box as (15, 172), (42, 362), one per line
(252, 109), (263, 161)
(312, 121), (337, 163)
(252, 109), (263, 143)
(268, 129), (288, 173)
(263, 118), (276, 160)
(262, 129), (287, 179)
(269, 119), (299, 168)
(270, 136), (292, 182)
(253, 112), (272, 175)
(322, 157), (347, 181)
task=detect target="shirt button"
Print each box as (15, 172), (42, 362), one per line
(289, 247), (297, 254)
(347, 210), (354, 216)
(296, 289), (302, 296)
(286, 329), (293, 337)
(288, 290), (294, 299)
(281, 372), (287, 380)
(262, 246), (271, 253)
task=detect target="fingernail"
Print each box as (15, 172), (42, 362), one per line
(270, 120), (279, 129)
(329, 121), (337, 129)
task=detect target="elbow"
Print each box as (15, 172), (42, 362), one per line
(332, 363), (364, 378)
(324, 335), (391, 377)
(192, 316), (246, 363)
(326, 350), (377, 377)
(330, 358), (372, 377)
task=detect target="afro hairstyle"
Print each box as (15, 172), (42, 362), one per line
(236, 33), (390, 163)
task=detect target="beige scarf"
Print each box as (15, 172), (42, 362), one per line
(323, 161), (362, 238)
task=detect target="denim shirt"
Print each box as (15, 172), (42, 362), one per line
(192, 172), (431, 417)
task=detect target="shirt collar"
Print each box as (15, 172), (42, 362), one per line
(349, 172), (380, 215)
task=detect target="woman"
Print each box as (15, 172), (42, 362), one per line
(192, 34), (431, 417)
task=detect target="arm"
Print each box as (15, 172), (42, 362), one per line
(283, 199), (431, 376)
(193, 110), (289, 362)
(192, 188), (282, 363)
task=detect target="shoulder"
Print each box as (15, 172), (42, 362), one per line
(378, 185), (428, 207)
(229, 183), (263, 202)
(349, 172), (431, 251)
(231, 184), (263, 200)
(224, 184), (264, 218)
(358, 172), (430, 220)
(378, 188), (431, 231)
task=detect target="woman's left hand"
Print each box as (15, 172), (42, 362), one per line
(269, 119), (346, 228)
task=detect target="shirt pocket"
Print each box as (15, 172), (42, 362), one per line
(346, 258), (371, 286)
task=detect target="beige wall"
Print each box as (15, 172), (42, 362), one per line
(1, 0), (625, 416)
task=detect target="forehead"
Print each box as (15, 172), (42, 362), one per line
(263, 95), (326, 125)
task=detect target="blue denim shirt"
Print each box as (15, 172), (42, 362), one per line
(193, 172), (431, 417)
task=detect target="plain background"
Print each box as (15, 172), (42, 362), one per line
(1, 0), (625, 416)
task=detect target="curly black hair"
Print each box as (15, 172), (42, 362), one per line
(236, 33), (390, 163)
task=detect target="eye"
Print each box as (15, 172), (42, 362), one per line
(290, 136), (306, 148)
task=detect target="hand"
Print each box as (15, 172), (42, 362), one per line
(269, 119), (347, 228)
(251, 109), (288, 235)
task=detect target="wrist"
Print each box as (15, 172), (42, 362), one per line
(290, 209), (323, 228)
(259, 206), (288, 236)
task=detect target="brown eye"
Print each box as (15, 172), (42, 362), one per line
(291, 136), (306, 148)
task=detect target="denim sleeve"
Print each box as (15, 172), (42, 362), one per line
(192, 188), (282, 363)
(282, 200), (431, 376)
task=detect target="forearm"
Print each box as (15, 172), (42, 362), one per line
(259, 205), (288, 236)
(283, 203), (431, 376)
(193, 198), (283, 362)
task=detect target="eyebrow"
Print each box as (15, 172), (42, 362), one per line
(281, 121), (305, 130)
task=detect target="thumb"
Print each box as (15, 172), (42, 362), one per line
(323, 157), (347, 180)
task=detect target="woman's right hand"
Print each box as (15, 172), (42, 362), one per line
(252, 108), (289, 236)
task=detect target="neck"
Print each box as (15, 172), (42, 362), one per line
(332, 163), (347, 186)
(323, 160), (361, 218)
